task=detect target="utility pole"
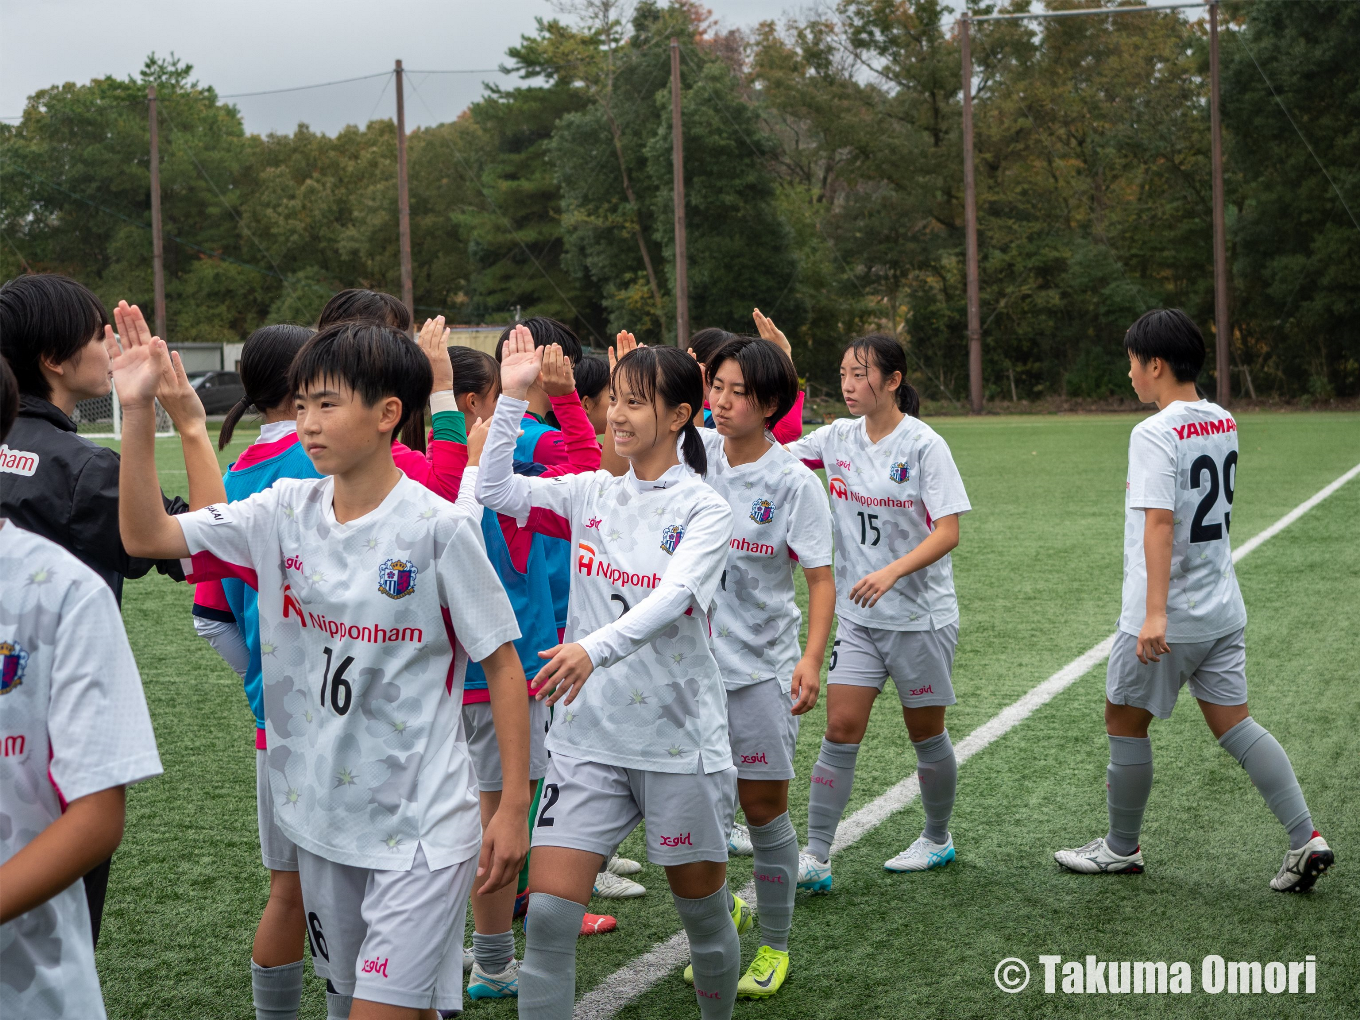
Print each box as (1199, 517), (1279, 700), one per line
(960, 15), (983, 414)
(670, 38), (689, 347)
(147, 84), (167, 340)
(395, 59), (414, 327)
(1209, 2), (1231, 405)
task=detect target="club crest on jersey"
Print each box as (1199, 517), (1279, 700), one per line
(378, 559), (418, 600)
(888, 461), (910, 484)
(749, 498), (776, 525)
(0, 641), (28, 695)
(659, 524), (686, 555)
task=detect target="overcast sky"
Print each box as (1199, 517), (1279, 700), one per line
(0, 0), (867, 136)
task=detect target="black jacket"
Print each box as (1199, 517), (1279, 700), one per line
(0, 395), (187, 604)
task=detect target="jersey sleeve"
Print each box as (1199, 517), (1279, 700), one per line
(435, 514), (521, 663)
(770, 391), (805, 444)
(545, 392), (602, 476)
(1127, 424), (1177, 511)
(177, 485), (284, 589)
(785, 423), (827, 469)
(476, 395), (580, 535)
(787, 470), (835, 568)
(919, 433), (971, 520)
(191, 578), (235, 623)
(48, 581), (162, 802)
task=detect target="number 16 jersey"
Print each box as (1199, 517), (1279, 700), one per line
(788, 415), (971, 632)
(1121, 399), (1246, 642)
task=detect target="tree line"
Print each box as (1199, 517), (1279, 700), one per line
(1, 0), (1355, 401)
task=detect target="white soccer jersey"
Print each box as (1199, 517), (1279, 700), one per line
(698, 430), (834, 691)
(787, 415), (971, 631)
(476, 397), (734, 774)
(178, 475), (520, 872)
(0, 522), (162, 1020)
(1120, 399), (1247, 642)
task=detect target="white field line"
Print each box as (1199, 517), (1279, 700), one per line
(573, 461), (1360, 1020)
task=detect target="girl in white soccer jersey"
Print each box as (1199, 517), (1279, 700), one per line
(1055, 308), (1331, 891)
(477, 330), (746, 1020)
(786, 333), (971, 890)
(690, 335), (835, 998)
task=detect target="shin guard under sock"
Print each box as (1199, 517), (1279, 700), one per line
(673, 886), (741, 1020)
(1105, 735), (1153, 856)
(251, 959), (303, 1020)
(519, 892), (586, 1019)
(1218, 717), (1314, 850)
(749, 813), (797, 952)
(912, 730), (957, 844)
(807, 739), (859, 863)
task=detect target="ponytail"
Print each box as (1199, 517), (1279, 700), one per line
(218, 323), (314, 448)
(400, 406), (427, 454)
(680, 420), (707, 477)
(846, 333), (920, 419)
(612, 345), (708, 477)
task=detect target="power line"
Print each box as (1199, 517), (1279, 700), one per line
(217, 71), (394, 99)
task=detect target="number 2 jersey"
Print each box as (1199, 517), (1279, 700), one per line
(788, 414), (971, 632)
(1121, 399), (1246, 642)
(178, 474), (520, 871)
(698, 429), (834, 691)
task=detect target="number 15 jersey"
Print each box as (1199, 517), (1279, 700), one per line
(788, 415), (971, 632)
(178, 474), (520, 872)
(1121, 399), (1246, 642)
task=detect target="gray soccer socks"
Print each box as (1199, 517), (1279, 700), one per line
(673, 886), (741, 1020)
(749, 813), (798, 952)
(519, 892), (586, 1019)
(1105, 735), (1154, 856)
(324, 989), (352, 1020)
(912, 729), (957, 844)
(807, 739), (860, 863)
(1218, 717), (1315, 850)
(472, 929), (515, 973)
(250, 959), (303, 1020)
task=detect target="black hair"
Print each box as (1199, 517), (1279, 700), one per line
(613, 345), (707, 476)
(218, 324), (313, 449)
(448, 346), (500, 400)
(316, 288), (412, 333)
(0, 274), (110, 400)
(287, 321), (432, 445)
(0, 355), (17, 441)
(1123, 308), (1205, 383)
(845, 333), (920, 417)
(705, 336), (797, 430)
(495, 316), (584, 368)
(688, 327), (737, 367)
(574, 353), (610, 403)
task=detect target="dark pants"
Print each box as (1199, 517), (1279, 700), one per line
(83, 856), (112, 947)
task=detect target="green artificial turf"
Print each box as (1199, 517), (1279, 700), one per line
(92, 413), (1360, 1018)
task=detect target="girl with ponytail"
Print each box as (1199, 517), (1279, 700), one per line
(476, 327), (747, 1020)
(785, 332), (971, 892)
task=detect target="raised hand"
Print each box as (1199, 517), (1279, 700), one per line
(752, 307), (792, 357)
(540, 343), (575, 397)
(608, 330), (640, 372)
(107, 302), (166, 409)
(155, 348), (208, 431)
(499, 324), (543, 400)
(417, 316), (454, 392)
(466, 416), (491, 466)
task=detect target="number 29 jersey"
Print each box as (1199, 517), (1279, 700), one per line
(178, 475), (520, 872)
(788, 415), (971, 632)
(1121, 399), (1246, 642)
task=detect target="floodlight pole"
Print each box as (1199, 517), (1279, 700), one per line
(1209, 3), (1231, 405)
(960, 15), (983, 414)
(147, 84), (167, 341)
(670, 38), (689, 348)
(395, 59), (414, 327)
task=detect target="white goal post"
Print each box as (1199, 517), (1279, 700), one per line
(73, 387), (175, 439)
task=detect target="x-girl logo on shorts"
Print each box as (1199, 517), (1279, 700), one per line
(0, 641), (29, 695)
(889, 460), (911, 483)
(749, 498), (776, 525)
(659, 832), (693, 847)
(659, 523), (686, 555)
(378, 558), (418, 599)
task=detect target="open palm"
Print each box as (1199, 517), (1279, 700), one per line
(500, 324), (543, 398)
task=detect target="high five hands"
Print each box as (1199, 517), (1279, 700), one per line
(417, 316), (454, 392)
(105, 301), (206, 430)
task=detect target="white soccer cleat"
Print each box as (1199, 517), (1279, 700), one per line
(463, 946), (474, 972)
(607, 853), (642, 876)
(467, 958), (519, 999)
(728, 822), (754, 856)
(593, 870), (647, 899)
(796, 851), (832, 893)
(884, 833), (956, 872)
(1054, 836), (1145, 875)
(1271, 832), (1334, 893)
